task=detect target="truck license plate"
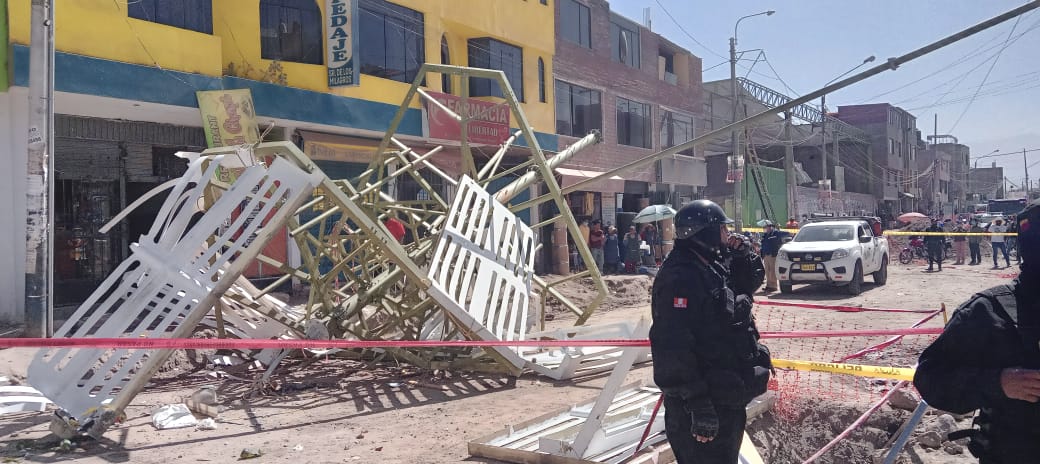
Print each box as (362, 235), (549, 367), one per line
(799, 264), (817, 271)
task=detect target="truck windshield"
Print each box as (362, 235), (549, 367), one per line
(793, 225), (855, 242)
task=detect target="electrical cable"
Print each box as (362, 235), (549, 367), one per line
(859, 13), (1038, 103)
(947, 16), (1022, 133)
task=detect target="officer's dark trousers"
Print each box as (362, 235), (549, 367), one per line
(927, 243), (943, 269)
(663, 396), (746, 464)
(969, 242), (982, 263)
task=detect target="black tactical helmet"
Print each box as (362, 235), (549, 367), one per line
(675, 199), (734, 240)
(1017, 199), (1040, 265)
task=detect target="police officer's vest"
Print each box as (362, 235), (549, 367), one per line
(951, 284), (1040, 460)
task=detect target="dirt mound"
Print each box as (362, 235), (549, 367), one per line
(543, 274), (652, 315)
(749, 399), (907, 462)
(153, 328), (220, 380)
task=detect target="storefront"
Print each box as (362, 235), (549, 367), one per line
(53, 115), (206, 305)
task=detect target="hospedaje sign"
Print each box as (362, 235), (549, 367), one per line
(326, 0), (359, 87)
(423, 90), (511, 145)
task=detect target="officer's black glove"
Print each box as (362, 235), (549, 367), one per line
(726, 234), (752, 255)
(734, 293), (754, 320)
(684, 398), (719, 440)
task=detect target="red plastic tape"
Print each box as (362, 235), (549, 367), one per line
(0, 327), (944, 350)
(757, 300), (935, 314)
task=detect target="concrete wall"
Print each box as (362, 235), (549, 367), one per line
(794, 186), (876, 219)
(0, 88), (28, 323)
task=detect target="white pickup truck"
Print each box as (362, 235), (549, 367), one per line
(775, 217), (889, 295)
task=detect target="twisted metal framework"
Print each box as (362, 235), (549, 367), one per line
(244, 64), (609, 373)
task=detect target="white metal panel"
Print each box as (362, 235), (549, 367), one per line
(27, 155), (320, 423)
(426, 176), (537, 369)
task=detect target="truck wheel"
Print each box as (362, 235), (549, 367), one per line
(872, 256), (888, 285)
(779, 282), (793, 294)
(847, 261), (863, 295)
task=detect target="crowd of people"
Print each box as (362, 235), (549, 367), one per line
(573, 220), (665, 274)
(912, 215), (1020, 271)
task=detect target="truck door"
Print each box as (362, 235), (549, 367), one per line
(858, 224), (876, 270)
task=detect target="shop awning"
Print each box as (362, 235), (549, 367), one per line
(555, 167), (625, 193)
(900, 192), (916, 199)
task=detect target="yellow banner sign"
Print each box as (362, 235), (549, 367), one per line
(196, 89), (260, 148)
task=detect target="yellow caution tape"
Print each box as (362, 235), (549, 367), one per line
(882, 231), (1017, 236)
(772, 358), (915, 381)
(739, 227), (797, 234)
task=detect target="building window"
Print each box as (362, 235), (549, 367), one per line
(441, 35), (452, 94)
(617, 97), (651, 148)
(537, 58), (546, 103)
(129, 0), (213, 34)
(660, 111), (694, 154)
(260, 0), (322, 65)
(659, 49), (677, 84)
(559, 0), (590, 48)
(468, 38), (524, 101)
(555, 80), (601, 137)
(610, 18), (640, 69)
(889, 138), (895, 156)
(359, 0), (425, 83)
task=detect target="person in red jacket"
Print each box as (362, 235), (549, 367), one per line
(588, 220), (606, 272)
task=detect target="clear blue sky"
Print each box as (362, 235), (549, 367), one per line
(612, 1), (1040, 187)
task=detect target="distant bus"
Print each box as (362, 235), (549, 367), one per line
(987, 198), (1028, 216)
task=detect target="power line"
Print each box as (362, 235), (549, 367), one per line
(858, 13), (1039, 104)
(947, 16), (1022, 133)
(653, 0), (727, 60)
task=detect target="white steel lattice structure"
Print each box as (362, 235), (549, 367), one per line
(29, 148), (323, 437)
(28, 65), (625, 437)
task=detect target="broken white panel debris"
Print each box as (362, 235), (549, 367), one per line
(524, 321), (652, 380)
(425, 176), (537, 370)
(1, 376), (52, 415)
(28, 154), (321, 425)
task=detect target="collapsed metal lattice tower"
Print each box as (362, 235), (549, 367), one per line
(28, 65), (618, 438)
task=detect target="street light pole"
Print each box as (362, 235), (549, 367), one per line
(730, 10), (774, 231)
(730, 36), (740, 230)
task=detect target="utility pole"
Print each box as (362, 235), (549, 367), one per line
(1024, 148), (1030, 200)
(729, 36), (742, 231)
(819, 95), (827, 189)
(832, 131), (839, 191)
(784, 111), (797, 221)
(24, 0), (55, 337)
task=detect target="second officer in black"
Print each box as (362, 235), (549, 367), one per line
(650, 200), (772, 463)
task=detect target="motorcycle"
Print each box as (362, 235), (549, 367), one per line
(898, 236), (951, 264)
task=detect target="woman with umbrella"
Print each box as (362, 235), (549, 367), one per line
(633, 205), (677, 264)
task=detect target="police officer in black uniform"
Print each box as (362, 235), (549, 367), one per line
(924, 218), (945, 272)
(915, 198), (1040, 462)
(650, 200), (771, 463)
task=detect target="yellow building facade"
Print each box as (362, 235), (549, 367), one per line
(5, 0), (556, 134)
(0, 0), (557, 315)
